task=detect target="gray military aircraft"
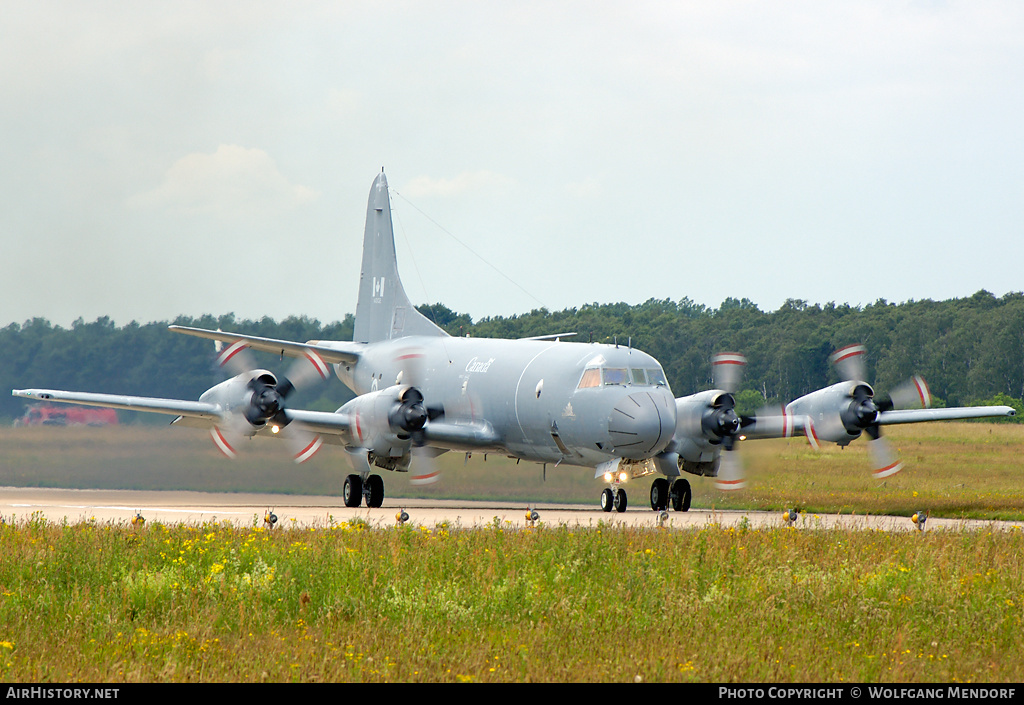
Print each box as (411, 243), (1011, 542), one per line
(13, 172), (1017, 512)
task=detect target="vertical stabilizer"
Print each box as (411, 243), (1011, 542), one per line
(353, 171), (448, 343)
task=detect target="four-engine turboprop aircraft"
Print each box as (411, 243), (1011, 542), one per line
(12, 171), (1017, 512)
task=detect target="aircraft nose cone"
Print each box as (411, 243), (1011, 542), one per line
(608, 390), (674, 459)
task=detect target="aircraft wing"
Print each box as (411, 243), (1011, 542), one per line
(168, 325), (362, 366)
(420, 420), (502, 452)
(12, 389), (222, 420)
(284, 409), (501, 452)
(878, 405), (1016, 425)
(282, 409), (353, 435)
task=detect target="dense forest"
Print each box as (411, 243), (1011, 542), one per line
(3, 289), (1023, 422)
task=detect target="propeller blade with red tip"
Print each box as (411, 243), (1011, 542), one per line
(210, 411), (253, 459)
(215, 338), (258, 376)
(711, 352), (746, 393)
(409, 447), (443, 485)
(804, 418), (820, 450)
(714, 447), (746, 491)
(867, 430), (903, 478)
(830, 343), (867, 383)
(883, 375), (932, 411)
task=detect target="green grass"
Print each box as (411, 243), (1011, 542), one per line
(0, 518), (1022, 682)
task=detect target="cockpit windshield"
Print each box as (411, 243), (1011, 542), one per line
(576, 364), (670, 391)
(602, 368), (628, 386)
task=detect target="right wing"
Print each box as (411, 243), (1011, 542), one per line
(284, 409), (502, 452)
(12, 389), (221, 421)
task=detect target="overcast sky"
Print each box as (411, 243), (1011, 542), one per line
(2, 1), (1022, 329)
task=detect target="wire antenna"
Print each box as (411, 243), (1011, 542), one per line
(392, 190), (548, 309)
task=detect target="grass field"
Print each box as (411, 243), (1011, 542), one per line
(0, 518), (1022, 682)
(0, 422), (1022, 682)
(1, 422), (1021, 520)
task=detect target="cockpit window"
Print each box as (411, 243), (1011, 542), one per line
(646, 368), (668, 387)
(630, 368), (647, 385)
(602, 368), (628, 386)
(577, 368), (601, 389)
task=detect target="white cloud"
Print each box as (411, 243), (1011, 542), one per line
(402, 170), (516, 198)
(127, 145), (319, 221)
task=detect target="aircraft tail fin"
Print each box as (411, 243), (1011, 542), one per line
(353, 171), (448, 343)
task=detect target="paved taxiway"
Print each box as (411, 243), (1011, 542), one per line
(1, 486), (1022, 532)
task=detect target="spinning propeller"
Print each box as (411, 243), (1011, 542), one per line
(709, 353), (747, 491)
(821, 344), (931, 478)
(210, 336), (331, 463)
(391, 346), (445, 485)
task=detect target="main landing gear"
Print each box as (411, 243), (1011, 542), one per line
(648, 477), (692, 512)
(343, 473), (385, 508)
(600, 477), (692, 513)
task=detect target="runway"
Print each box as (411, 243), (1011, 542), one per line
(1, 486), (1021, 532)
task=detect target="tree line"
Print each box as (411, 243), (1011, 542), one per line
(3, 289), (1023, 422)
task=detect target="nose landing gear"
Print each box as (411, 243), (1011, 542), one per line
(600, 486), (628, 513)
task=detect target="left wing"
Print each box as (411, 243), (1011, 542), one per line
(878, 406), (1016, 425)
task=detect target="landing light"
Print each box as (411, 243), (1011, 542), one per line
(603, 472), (614, 483)
(618, 471), (628, 483)
(271, 425), (280, 434)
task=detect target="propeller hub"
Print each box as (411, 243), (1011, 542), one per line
(853, 398), (878, 427)
(719, 408), (741, 436)
(400, 402), (428, 432)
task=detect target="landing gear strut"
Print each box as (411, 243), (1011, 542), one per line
(343, 473), (386, 508)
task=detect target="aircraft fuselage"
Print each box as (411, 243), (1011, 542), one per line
(338, 336), (677, 468)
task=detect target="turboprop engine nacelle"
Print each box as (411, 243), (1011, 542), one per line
(786, 381), (876, 446)
(199, 369), (286, 433)
(336, 385), (429, 471)
(670, 389), (741, 475)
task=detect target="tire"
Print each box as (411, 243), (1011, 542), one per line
(614, 489), (628, 513)
(650, 478), (669, 510)
(600, 488), (614, 512)
(671, 478), (692, 512)
(366, 475), (385, 508)
(343, 474), (363, 508)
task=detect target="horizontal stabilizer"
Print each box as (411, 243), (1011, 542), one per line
(169, 325), (362, 366)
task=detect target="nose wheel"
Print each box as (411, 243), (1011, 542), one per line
(600, 486), (628, 513)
